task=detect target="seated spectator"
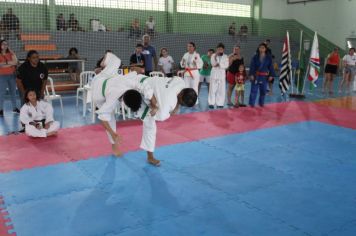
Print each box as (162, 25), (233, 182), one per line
(129, 18), (141, 39)
(66, 47), (80, 82)
(130, 44), (145, 69)
(228, 22), (236, 37)
(56, 13), (66, 31)
(145, 16), (155, 38)
(2, 8), (20, 40)
(67, 14), (79, 31)
(239, 24), (248, 41)
(20, 89), (60, 138)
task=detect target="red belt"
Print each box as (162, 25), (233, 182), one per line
(256, 72), (269, 76)
(184, 68), (198, 78)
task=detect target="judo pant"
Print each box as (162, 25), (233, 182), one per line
(140, 115), (156, 153)
(184, 70), (200, 95)
(106, 112), (117, 144)
(249, 77), (268, 107)
(208, 77), (226, 106)
(25, 121), (60, 138)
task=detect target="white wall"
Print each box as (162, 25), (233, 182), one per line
(261, 0), (356, 48)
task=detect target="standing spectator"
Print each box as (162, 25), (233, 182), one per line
(0, 21), (6, 40)
(226, 45), (244, 106)
(129, 18), (141, 39)
(158, 47), (174, 77)
(234, 64), (248, 108)
(338, 47), (356, 94)
(142, 34), (157, 76)
(323, 47), (340, 95)
(228, 22), (236, 40)
(180, 42), (203, 101)
(16, 50), (48, 104)
(56, 13), (66, 31)
(67, 14), (79, 31)
(145, 16), (155, 38)
(130, 43), (145, 69)
(208, 43), (229, 109)
(0, 39), (19, 116)
(198, 48), (214, 93)
(67, 47), (80, 82)
(2, 8), (20, 40)
(248, 43), (275, 107)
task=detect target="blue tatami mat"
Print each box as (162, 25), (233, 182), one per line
(0, 121), (355, 236)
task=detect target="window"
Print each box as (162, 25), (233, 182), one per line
(177, 0), (252, 17)
(0, 0), (43, 3)
(55, 0), (165, 11)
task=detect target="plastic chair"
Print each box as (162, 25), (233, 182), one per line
(77, 71), (95, 107)
(44, 77), (64, 114)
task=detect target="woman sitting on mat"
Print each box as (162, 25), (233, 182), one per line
(20, 88), (60, 138)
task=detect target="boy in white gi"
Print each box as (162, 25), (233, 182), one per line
(91, 52), (156, 157)
(20, 89), (60, 138)
(180, 42), (203, 98)
(208, 43), (229, 109)
(123, 76), (197, 166)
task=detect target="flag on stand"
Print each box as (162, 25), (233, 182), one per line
(279, 31), (292, 95)
(308, 32), (320, 86)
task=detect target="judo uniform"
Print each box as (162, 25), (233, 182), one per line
(139, 76), (185, 152)
(180, 52), (203, 95)
(248, 54), (276, 107)
(91, 53), (153, 144)
(208, 53), (229, 107)
(20, 100), (60, 137)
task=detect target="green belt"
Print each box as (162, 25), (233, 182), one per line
(102, 78), (110, 98)
(140, 105), (150, 120)
(139, 76), (150, 120)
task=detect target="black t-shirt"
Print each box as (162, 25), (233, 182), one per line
(228, 56), (244, 74)
(17, 61), (48, 93)
(129, 53), (145, 67)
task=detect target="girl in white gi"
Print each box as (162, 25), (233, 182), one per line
(123, 76), (197, 166)
(20, 89), (60, 138)
(208, 43), (229, 109)
(91, 52), (156, 157)
(180, 42), (203, 98)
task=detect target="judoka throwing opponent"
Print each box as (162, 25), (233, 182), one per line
(92, 52), (197, 166)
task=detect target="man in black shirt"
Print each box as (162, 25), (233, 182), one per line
(16, 50), (48, 104)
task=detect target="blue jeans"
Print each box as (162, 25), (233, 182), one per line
(0, 74), (18, 110)
(249, 77), (268, 107)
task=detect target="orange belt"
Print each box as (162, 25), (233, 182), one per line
(184, 68), (198, 78)
(256, 71), (269, 76)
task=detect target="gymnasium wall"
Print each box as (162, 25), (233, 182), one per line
(261, 0), (356, 49)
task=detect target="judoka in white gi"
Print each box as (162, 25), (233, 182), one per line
(208, 43), (229, 108)
(91, 52), (154, 156)
(180, 42), (203, 98)
(20, 89), (60, 138)
(125, 76), (197, 166)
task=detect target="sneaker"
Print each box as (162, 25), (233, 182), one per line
(227, 103), (233, 106)
(13, 108), (20, 114)
(0, 110), (3, 116)
(217, 106), (224, 109)
(240, 104), (247, 107)
(208, 105), (214, 109)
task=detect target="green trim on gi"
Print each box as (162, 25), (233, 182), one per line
(140, 105), (150, 120)
(102, 78), (110, 97)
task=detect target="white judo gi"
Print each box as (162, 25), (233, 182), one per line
(139, 76), (185, 152)
(20, 100), (60, 138)
(208, 53), (229, 107)
(91, 53), (153, 144)
(180, 52), (203, 95)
